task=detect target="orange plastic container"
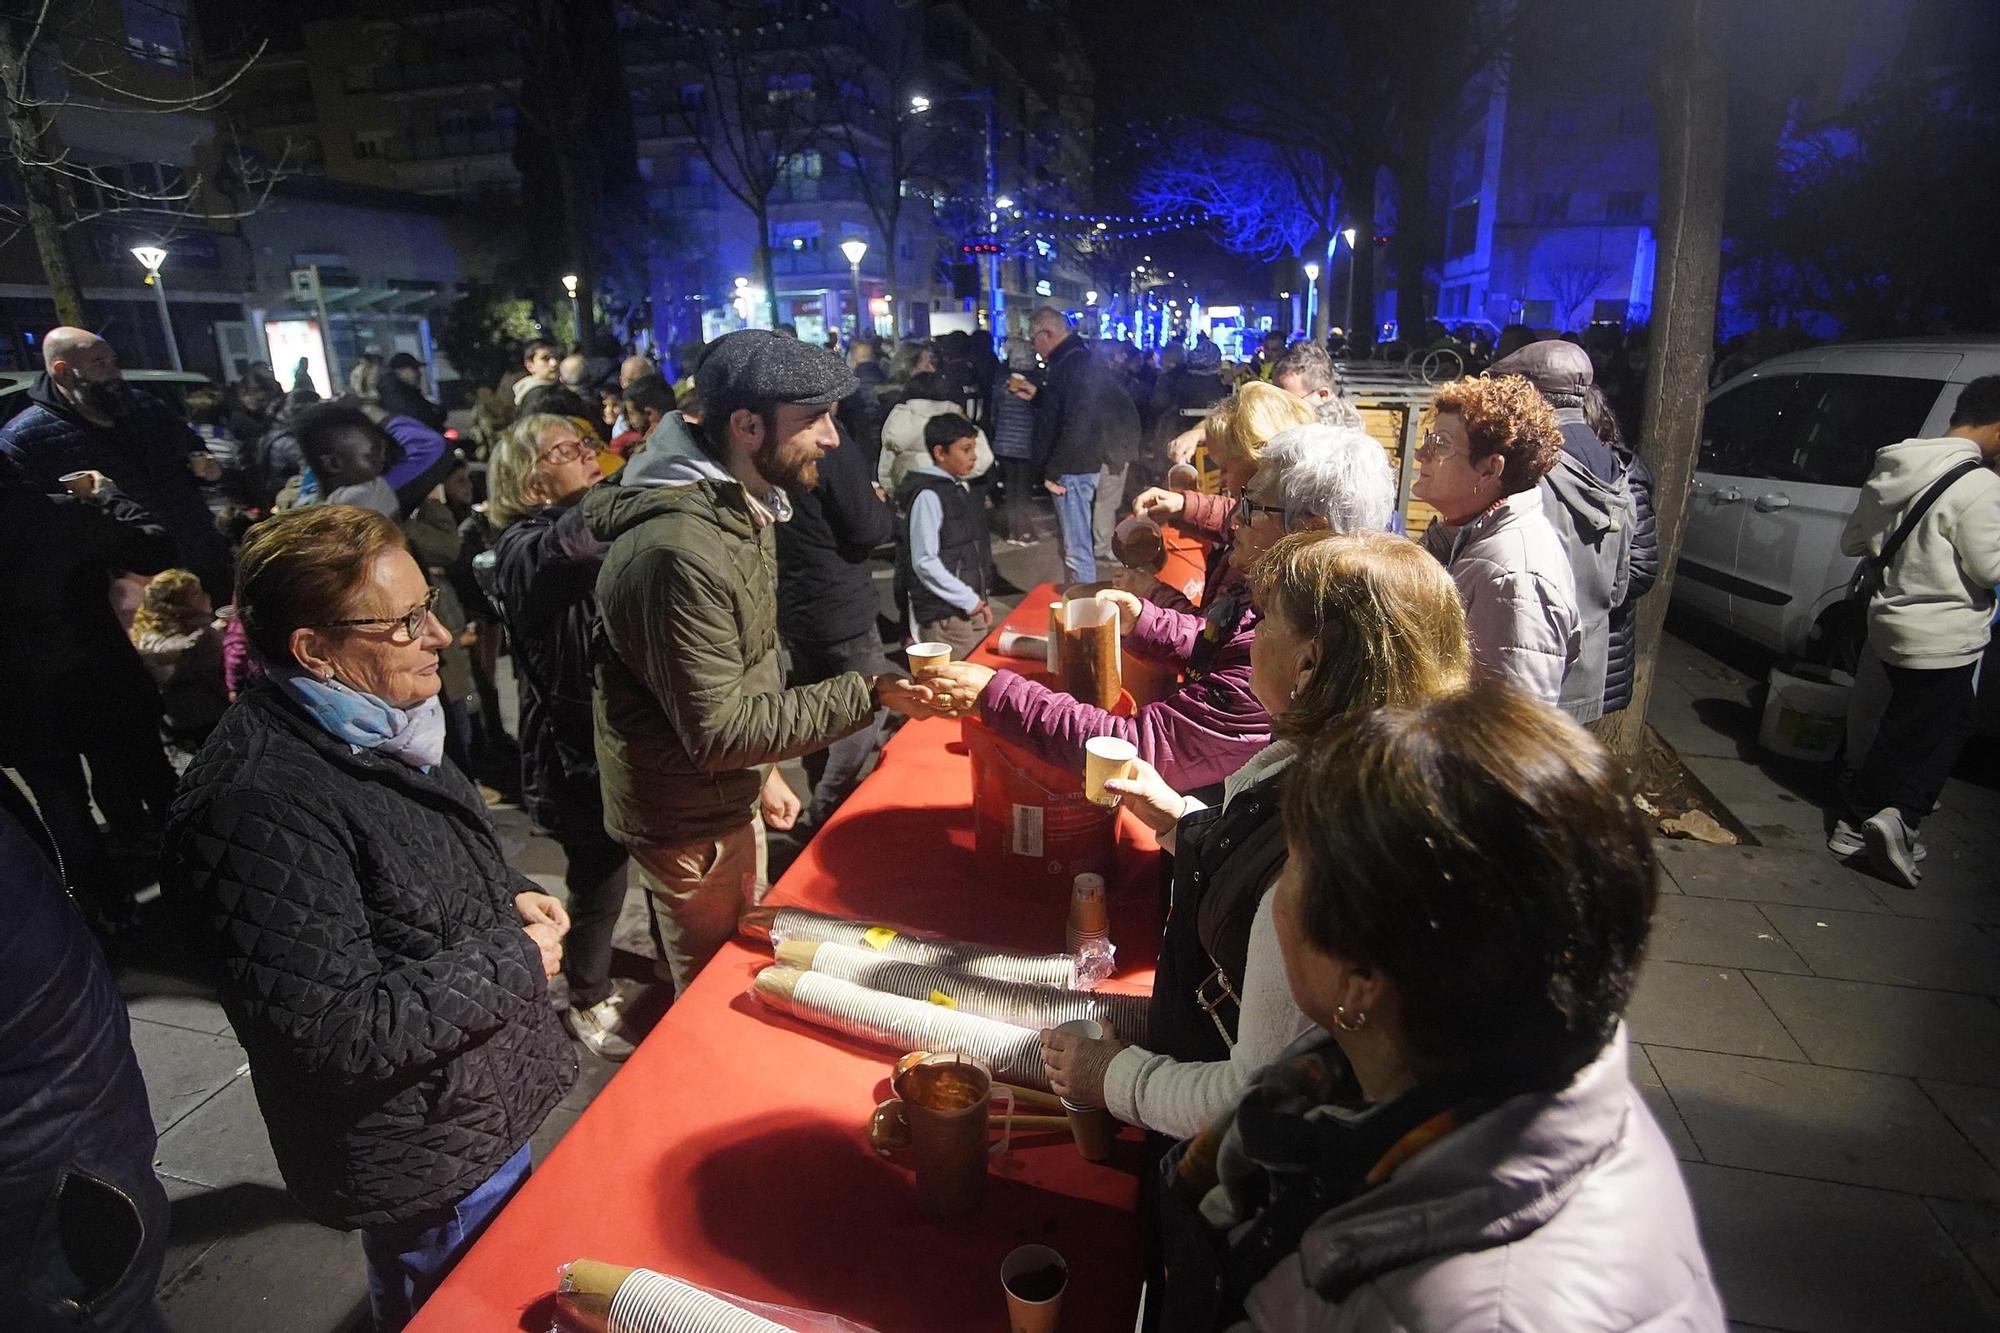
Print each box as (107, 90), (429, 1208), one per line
(962, 681), (1132, 886)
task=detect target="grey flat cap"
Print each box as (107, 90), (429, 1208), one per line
(696, 329), (858, 421)
(1488, 339), (1594, 404)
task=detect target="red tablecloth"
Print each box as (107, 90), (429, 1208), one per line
(408, 587), (1160, 1333)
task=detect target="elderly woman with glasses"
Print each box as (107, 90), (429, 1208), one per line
(1152, 686), (1720, 1331)
(914, 424), (1397, 794)
(1039, 531), (1472, 1140)
(1414, 375), (1580, 704)
(483, 414), (642, 1061)
(164, 506), (577, 1331)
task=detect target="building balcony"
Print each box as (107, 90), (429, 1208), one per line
(652, 183), (723, 212)
(769, 175), (862, 205)
(392, 128), (513, 161)
(363, 54), (523, 96)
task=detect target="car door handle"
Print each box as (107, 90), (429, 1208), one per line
(1717, 487), (1743, 504)
(1753, 493), (1791, 512)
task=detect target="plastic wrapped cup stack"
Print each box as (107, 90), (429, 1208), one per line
(753, 965), (1051, 1090)
(747, 906), (1078, 989)
(781, 940), (1148, 1045)
(606, 1269), (792, 1333)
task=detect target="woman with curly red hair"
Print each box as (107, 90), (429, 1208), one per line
(1414, 375), (1580, 703)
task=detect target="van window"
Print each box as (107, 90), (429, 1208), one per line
(1700, 375), (1801, 476)
(1779, 374), (1943, 488)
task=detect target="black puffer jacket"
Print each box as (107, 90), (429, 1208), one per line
(491, 500), (609, 839)
(1603, 447), (1659, 715)
(0, 454), (173, 766)
(0, 375), (231, 598)
(163, 687), (576, 1228)
(0, 789), (168, 1330)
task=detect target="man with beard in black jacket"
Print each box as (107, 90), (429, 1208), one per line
(0, 327), (231, 599)
(776, 412), (896, 836)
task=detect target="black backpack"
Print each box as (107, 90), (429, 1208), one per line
(1846, 460), (1984, 612)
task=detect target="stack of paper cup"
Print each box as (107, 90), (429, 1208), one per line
(1064, 873), (1109, 957)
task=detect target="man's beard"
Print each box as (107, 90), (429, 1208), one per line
(72, 377), (126, 419)
(754, 437), (819, 493)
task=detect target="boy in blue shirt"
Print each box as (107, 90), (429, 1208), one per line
(894, 413), (994, 657)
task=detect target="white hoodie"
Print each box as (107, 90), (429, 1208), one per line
(1840, 437), (2000, 669)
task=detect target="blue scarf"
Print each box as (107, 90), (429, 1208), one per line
(275, 668), (446, 771)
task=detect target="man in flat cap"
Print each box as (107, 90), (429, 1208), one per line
(583, 330), (930, 991)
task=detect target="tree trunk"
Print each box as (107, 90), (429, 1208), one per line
(753, 201), (778, 328)
(1347, 162), (1379, 353)
(1596, 0), (1729, 761)
(880, 218), (898, 339)
(1391, 116), (1436, 342)
(0, 25), (85, 327)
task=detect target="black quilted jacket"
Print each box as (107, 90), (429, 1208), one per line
(163, 686), (576, 1229)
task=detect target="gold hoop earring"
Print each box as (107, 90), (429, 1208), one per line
(1334, 1005), (1368, 1033)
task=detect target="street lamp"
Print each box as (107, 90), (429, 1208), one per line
(840, 238), (868, 340)
(1339, 228), (1359, 345)
(130, 245), (182, 371)
(561, 273), (581, 341)
(1302, 261), (1321, 342)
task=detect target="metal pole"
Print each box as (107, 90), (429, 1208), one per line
(1343, 245), (1357, 344)
(849, 259), (864, 341)
(311, 264), (341, 390)
(984, 94), (1000, 348)
(151, 269), (182, 371)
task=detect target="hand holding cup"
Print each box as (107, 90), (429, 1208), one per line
(1099, 756), (1189, 835)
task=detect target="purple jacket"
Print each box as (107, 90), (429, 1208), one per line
(978, 598), (1270, 792)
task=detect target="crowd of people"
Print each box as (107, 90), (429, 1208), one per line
(0, 302), (1753, 1332)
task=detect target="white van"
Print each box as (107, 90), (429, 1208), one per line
(1674, 338), (2000, 667)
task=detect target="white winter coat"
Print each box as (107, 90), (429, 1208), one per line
(1421, 488), (1581, 705)
(877, 397), (993, 492)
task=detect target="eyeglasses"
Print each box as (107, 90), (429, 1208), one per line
(1415, 429), (1463, 464)
(1231, 492), (1286, 528)
(537, 436), (593, 465)
(310, 586), (440, 643)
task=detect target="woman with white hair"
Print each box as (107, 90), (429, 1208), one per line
(914, 424), (1396, 794)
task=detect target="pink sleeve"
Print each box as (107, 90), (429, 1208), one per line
(222, 613), (252, 694)
(1126, 599), (1204, 668)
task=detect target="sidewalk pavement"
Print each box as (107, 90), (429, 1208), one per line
(124, 599), (2000, 1330)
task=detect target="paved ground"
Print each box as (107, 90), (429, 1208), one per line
(114, 543), (2000, 1330)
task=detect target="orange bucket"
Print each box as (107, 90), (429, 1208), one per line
(962, 680), (1132, 886)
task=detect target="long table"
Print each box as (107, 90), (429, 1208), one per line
(408, 586), (1161, 1333)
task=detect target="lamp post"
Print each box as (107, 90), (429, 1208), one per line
(130, 245), (181, 371)
(1302, 261), (1321, 344)
(1339, 227), (1358, 344)
(839, 238), (868, 341)
(561, 273), (581, 344)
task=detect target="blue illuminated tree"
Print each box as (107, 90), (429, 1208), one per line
(1132, 131), (1332, 264)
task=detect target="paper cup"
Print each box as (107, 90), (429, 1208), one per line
(1067, 873), (1108, 937)
(57, 470), (98, 497)
(1082, 736), (1138, 807)
(1062, 1098), (1116, 1162)
(1166, 462), (1200, 491)
(1000, 1244), (1068, 1333)
(906, 641), (952, 675)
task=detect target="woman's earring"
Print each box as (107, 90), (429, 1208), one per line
(1333, 1005), (1368, 1033)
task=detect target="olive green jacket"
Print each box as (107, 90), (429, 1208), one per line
(584, 456), (873, 846)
